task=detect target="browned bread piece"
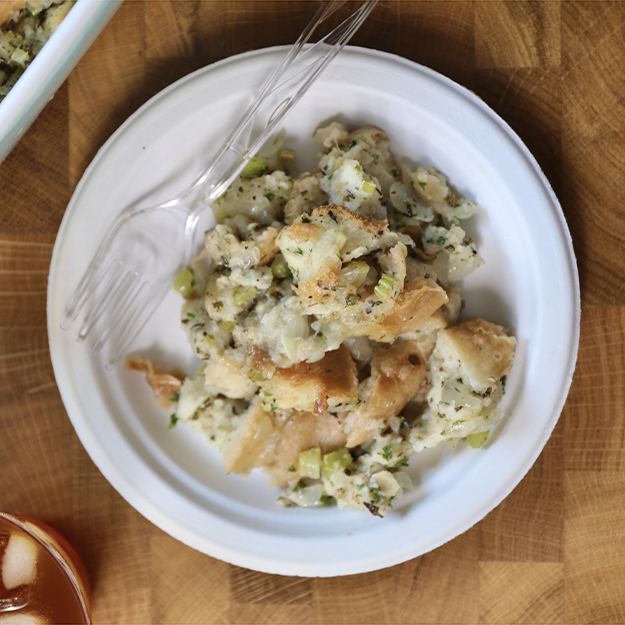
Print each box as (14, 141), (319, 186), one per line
(308, 204), (398, 259)
(261, 345), (358, 413)
(0, 0), (26, 25)
(268, 410), (347, 486)
(436, 319), (516, 388)
(364, 278), (448, 342)
(126, 356), (182, 409)
(223, 399), (277, 474)
(345, 340), (427, 447)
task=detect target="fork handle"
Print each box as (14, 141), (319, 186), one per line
(185, 0), (377, 209)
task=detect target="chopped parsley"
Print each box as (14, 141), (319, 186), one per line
(264, 192), (275, 201)
(168, 414), (178, 429)
(382, 444), (393, 461)
(369, 486), (382, 504)
(320, 494), (334, 507)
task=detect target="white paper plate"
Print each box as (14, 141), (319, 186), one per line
(48, 46), (579, 577)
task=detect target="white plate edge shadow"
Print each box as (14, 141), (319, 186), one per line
(47, 45), (580, 576)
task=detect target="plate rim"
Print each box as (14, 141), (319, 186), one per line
(47, 44), (580, 576)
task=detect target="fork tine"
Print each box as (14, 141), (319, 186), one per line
(62, 258), (118, 331)
(77, 267), (136, 342)
(92, 279), (147, 353)
(62, 222), (126, 329)
(104, 284), (169, 369)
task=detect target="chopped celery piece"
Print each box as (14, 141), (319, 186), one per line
(201, 334), (214, 349)
(173, 267), (195, 298)
(10, 48), (29, 66)
(322, 448), (352, 479)
(219, 320), (235, 333)
(271, 254), (291, 278)
(374, 273), (394, 300)
(233, 286), (257, 306)
(361, 180), (376, 194)
(298, 447), (321, 479)
(466, 431), (488, 448)
(248, 368), (266, 382)
(213, 203), (227, 222)
(241, 157), (270, 179)
(342, 260), (369, 288)
(279, 148), (295, 162)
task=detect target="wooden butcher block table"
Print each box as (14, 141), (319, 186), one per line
(1, 1), (624, 623)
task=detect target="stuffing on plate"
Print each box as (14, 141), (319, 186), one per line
(0, 0), (73, 101)
(131, 122), (516, 516)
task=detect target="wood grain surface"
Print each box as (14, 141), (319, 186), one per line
(1, 1), (624, 623)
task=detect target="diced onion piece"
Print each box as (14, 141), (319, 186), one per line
(373, 273), (394, 300)
(241, 157), (271, 179)
(388, 416), (402, 433)
(322, 448), (352, 479)
(233, 286), (257, 306)
(370, 470), (400, 498)
(173, 267), (195, 298)
(289, 483), (324, 507)
(466, 431), (488, 448)
(395, 471), (413, 491)
(440, 380), (483, 410)
(298, 447), (321, 479)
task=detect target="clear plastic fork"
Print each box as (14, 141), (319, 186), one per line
(62, 0), (377, 368)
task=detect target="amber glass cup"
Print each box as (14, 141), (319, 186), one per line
(0, 512), (90, 624)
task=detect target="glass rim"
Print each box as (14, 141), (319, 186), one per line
(0, 512), (91, 624)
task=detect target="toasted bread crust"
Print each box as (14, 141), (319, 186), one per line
(268, 410), (347, 486)
(256, 226), (279, 265)
(0, 0), (26, 24)
(127, 356), (182, 409)
(311, 204), (388, 235)
(262, 345), (358, 412)
(345, 340), (427, 447)
(365, 278), (448, 342)
(223, 399), (277, 474)
(437, 319), (516, 387)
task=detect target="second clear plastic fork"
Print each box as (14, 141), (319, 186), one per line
(62, 0), (377, 368)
